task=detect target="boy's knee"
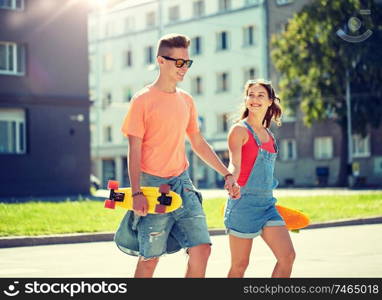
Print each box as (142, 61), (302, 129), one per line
(139, 256), (160, 268)
(188, 243), (211, 260)
(200, 243), (211, 258)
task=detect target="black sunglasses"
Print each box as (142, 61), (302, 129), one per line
(160, 55), (193, 68)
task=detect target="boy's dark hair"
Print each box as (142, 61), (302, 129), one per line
(156, 33), (191, 56)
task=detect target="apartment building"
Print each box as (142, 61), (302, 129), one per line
(88, 0), (268, 188)
(267, 0), (382, 187)
(89, 0), (382, 188)
(0, 0), (91, 197)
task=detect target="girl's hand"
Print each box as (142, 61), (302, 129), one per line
(224, 175), (241, 199)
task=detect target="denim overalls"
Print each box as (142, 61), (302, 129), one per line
(224, 121), (285, 238)
(114, 170), (211, 259)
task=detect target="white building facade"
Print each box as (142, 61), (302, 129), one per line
(88, 0), (268, 188)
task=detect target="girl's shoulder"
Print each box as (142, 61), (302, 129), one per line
(229, 122), (249, 138)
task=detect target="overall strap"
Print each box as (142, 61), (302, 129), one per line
(242, 121), (262, 146)
(265, 128), (278, 153)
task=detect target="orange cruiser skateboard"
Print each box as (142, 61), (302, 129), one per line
(104, 180), (182, 214)
(276, 205), (310, 231)
(221, 203), (310, 231)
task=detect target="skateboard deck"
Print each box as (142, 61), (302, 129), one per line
(104, 180), (182, 214)
(276, 205), (310, 231)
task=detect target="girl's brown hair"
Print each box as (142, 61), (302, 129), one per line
(238, 79), (282, 128)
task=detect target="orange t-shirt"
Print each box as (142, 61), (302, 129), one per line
(121, 85), (200, 177)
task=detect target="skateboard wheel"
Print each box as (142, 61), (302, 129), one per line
(104, 199), (116, 209)
(155, 204), (166, 214)
(108, 180), (119, 190)
(159, 184), (170, 194)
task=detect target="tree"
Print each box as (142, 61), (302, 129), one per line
(271, 0), (382, 186)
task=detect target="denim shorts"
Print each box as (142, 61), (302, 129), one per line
(115, 170), (211, 259)
(224, 194), (285, 239)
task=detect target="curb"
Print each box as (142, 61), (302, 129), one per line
(1, 217), (381, 249)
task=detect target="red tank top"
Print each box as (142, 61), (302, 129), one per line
(237, 128), (276, 186)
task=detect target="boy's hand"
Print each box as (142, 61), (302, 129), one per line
(224, 175), (241, 199)
(133, 194), (148, 216)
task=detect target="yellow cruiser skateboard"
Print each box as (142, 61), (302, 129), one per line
(104, 180), (182, 214)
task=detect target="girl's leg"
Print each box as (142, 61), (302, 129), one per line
(261, 226), (295, 278)
(228, 234), (253, 278)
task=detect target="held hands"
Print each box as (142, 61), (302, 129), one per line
(224, 174), (240, 199)
(132, 191), (148, 216)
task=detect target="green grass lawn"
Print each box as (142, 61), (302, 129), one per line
(1, 193), (382, 237)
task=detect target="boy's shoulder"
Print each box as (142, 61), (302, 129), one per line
(177, 88), (193, 101)
(132, 86), (152, 101)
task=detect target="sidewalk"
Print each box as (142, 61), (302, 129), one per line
(1, 188), (381, 248)
(96, 187), (382, 199)
(1, 216), (382, 248)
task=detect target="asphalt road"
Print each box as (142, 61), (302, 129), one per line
(1, 224), (381, 278)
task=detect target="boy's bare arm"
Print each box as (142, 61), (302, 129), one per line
(128, 135), (148, 216)
(187, 132), (240, 198)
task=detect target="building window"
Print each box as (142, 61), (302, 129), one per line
(90, 123), (96, 145)
(102, 159), (115, 188)
(281, 110), (296, 122)
(124, 50), (132, 67)
(0, 42), (25, 75)
(276, 0), (294, 5)
(217, 113), (230, 133)
(352, 134), (370, 158)
(192, 76), (203, 95)
(103, 53), (113, 72)
(89, 25), (96, 42)
(146, 11), (156, 28)
(280, 139), (297, 160)
(145, 46), (154, 65)
(218, 0), (231, 11)
(243, 25), (255, 46)
(245, 0), (260, 5)
(193, 0), (205, 17)
(124, 16), (134, 33)
(0, 0), (24, 10)
(168, 5), (180, 22)
(124, 87), (133, 102)
(0, 108), (26, 155)
(89, 55), (96, 73)
(122, 156), (130, 186)
(276, 22), (289, 33)
(191, 36), (202, 55)
(217, 72), (229, 92)
(104, 21), (114, 37)
(198, 116), (205, 133)
(217, 31), (229, 51)
(102, 91), (112, 108)
(244, 67), (256, 84)
(104, 125), (113, 143)
(314, 137), (333, 160)
(89, 88), (96, 102)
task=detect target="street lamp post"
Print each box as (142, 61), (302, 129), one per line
(345, 68), (353, 188)
(90, 0), (107, 186)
